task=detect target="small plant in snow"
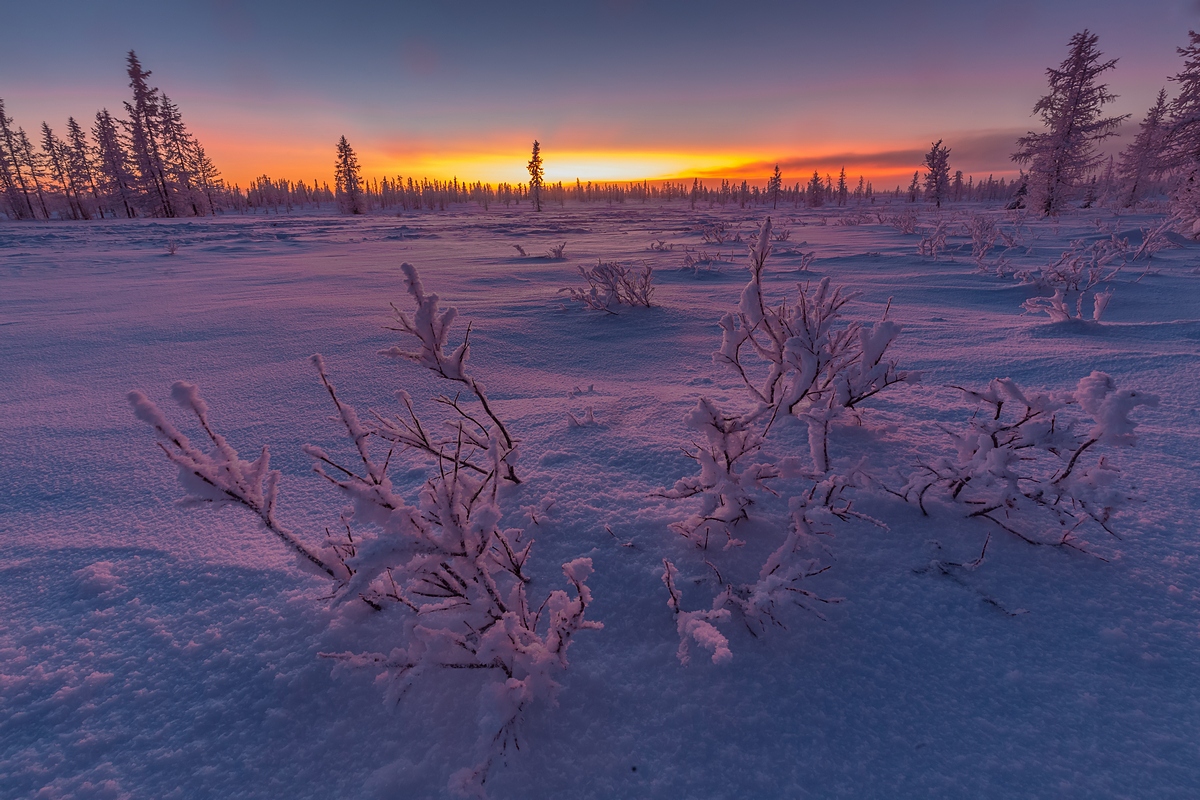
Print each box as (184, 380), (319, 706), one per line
(165, 239), (179, 256)
(701, 221), (730, 244)
(797, 251), (817, 272)
(649, 239), (674, 251)
(965, 215), (998, 266)
(545, 241), (567, 260)
(772, 227), (792, 242)
(917, 220), (950, 260)
(883, 208), (919, 234)
(1017, 235), (1127, 322)
(904, 373), (1157, 563)
(129, 264), (601, 797)
(561, 260), (656, 313)
(1130, 214), (1181, 261)
(511, 243), (527, 257)
(378, 263), (520, 484)
(657, 217), (914, 662)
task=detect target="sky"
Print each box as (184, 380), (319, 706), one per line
(2, 0), (1197, 188)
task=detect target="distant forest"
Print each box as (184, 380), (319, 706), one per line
(1, 28), (1189, 220)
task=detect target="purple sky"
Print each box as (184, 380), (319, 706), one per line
(2, 0), (1195, 185)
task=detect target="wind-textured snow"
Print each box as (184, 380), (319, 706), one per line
(2, 206), (1200, 798)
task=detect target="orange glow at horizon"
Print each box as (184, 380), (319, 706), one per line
(203, 135), (1019, 192)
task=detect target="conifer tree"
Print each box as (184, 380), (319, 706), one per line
(157, 93), (202, 215)
(528, 140), (544, 212)
(836, 166), (848, 206)
(0, 99), (35, 219)
(65, 116), (100, 217)
(334, 135), (363, 214)
(923, 139), (951, 207)
(1117, 88), (1170, 207)
(40, 122), (85, 219)
(768, 163), (782, 209)
(907, 171), (921, 202)
(1164, 32), (1200, 229)
(124, 51), (173, 217)
(16, 127), (49, 218)
(1013, 30), (1127, 216)
(93, 108), (138, 218)
(806, 170), (823, 207)
(1166, 32), (1200, 170)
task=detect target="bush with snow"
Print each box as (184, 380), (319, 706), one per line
(903, 372), (1158, 563)
(129, 263), (601, 797)
(658, 217), (914, 662)
(561, 259), (656, 313)
(1016, 235), (1127, 322)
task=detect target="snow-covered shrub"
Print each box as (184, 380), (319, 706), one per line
(772, 227), (792, 242)
(797, 251), (817, 272)
(658, 217), (914, 660)
(545, 241), (567, 260)
(379, 263), (520, 484)
(1017, 235), (1127, 322)
(965, 214), (998, 266)
(701, 221), (730, 244)
(561, 260), (656, 312)
(130, 264), (601, 797)
(917, 220), (950, 260)
(882, 208), (919, 234)
(511, 243), (527, 257)
(904, 373), (1157, 562)
(1131, 214), (1182, 261)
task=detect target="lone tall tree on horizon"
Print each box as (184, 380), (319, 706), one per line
(767, 164), (782, 208)
(334, 136), (363, 214)
(528, 140), (543, 212)
(1013, 30), (1128, 216)
(923, 139), (951, 207)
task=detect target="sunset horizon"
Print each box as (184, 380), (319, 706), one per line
(2, 1), (1190, 191)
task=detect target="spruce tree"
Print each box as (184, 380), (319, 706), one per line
(65, 116), (100, 218)
(334, 135), (363, 214)
(0, 99), (35, 219)
(768, 164), (782, 209)
(124, 51), (173, 217)
(40, 122), (84, 219)
(1013, 30), (1127, 216)
(93, 108), (138, 218)
(806, 170), (823, 207)
(527, 140), (544, 212)
(1117, 88), (1170, 207)
(923, 140), (951, 207)
(16, 127), (49, 219)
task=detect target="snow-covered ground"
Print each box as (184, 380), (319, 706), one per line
(2, 204), (1199, 798)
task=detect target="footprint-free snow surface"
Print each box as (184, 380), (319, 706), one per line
(2, 205), (1199, 798)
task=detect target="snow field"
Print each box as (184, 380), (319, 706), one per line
(2, 204), (1199, 798)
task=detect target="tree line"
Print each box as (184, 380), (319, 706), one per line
(0, 52), (226, 220)
(7, 31), (1200, 222)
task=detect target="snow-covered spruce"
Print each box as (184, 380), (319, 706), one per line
(129, 265), (601, 798)
(658, 217), (913, 662)
(561, 259), (656, 313)
(903, 372), (1158, 563)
